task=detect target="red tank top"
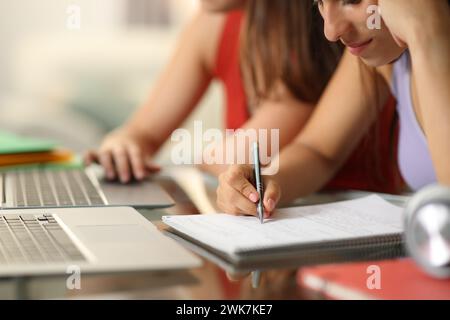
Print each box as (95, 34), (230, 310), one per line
(213, 11), (404, 194)
(213, 11), (250, 130)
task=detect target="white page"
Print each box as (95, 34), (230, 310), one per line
(162, 195), (404, 254)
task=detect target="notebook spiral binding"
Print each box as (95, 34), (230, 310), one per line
(240, 233), (404, 254)
(165, 227), (406, 272)
(237, 234), (405, 269)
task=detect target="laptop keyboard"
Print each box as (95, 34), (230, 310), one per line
(0, 214), (86, 265)
(8, 168), (106, 207)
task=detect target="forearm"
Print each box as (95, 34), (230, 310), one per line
(106, 11), (220, 160)
(268, 52), (383, 203)
(410, 17), (450, 185)
(121, 65), (211, 155)
(271, 141), (340, 204)
(119, 105), (164, 153)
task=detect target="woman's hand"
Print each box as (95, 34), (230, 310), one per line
(379, 0), (449, 47)
(84, 127), (160, 183)
(216, 165), (281, 217)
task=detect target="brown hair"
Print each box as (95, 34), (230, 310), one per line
(241, 0), (343, 105)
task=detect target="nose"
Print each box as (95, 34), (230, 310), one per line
(321, 4), (351, 42)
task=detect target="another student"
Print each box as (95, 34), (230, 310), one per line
(87, 0), (403, 198)
(84, 1), (315, 183)
(216, 0), (449, 216)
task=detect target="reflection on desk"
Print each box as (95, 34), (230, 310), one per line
(0, 173), (412, 300)
(0, 176), (305, 300)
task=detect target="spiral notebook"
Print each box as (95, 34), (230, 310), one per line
(162, 195), (405, 269)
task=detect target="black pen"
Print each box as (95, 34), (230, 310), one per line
(252, 142), (264, 289)
(253, 142), (264, 224)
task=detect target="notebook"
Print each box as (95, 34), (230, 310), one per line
(162, 195), (406, 270)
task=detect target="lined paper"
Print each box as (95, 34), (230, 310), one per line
(163, 195), (404, 254)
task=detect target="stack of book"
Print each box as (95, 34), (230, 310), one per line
(0, 131), (74, 168)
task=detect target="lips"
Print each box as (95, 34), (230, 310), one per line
(344, 39), (373, 56)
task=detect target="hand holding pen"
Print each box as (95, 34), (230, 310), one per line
(216, 164), (280, 218)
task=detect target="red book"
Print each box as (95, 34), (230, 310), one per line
(298, 258), (450, 300)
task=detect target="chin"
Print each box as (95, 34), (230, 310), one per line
(361, 51), (404, 67)
(360, 46), (407, 68)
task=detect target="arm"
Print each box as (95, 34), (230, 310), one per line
(380, 0), (450, 185)
(412, 28), (450, 185)
(272, 51), (391, 203)
(217, 50), (391, 215)
(85, 11), (225, 183)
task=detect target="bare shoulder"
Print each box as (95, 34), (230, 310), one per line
(189, 10), (228, 72)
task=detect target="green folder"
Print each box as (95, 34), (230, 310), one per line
(0, 131), (57, 155)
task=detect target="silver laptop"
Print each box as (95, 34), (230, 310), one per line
(0, 206), (201, 277)
(0, 165), (174, 209)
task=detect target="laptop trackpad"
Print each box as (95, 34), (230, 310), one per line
(76, 225), (153, 244)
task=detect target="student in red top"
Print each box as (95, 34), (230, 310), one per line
(86, 0), (403, 195)
(85, 1), (312, 185)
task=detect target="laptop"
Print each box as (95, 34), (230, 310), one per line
(0, 165), (174, 209)
(0, 206), (201, 277)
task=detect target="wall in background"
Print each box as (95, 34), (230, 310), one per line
(0, 0), (199, 94)
(0, 0), (223, 162)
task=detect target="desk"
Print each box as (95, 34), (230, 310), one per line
(0, 174), (413, 300)
(0, 177), (305, 300)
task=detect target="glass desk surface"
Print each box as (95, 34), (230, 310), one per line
(0, 175), (409, 300)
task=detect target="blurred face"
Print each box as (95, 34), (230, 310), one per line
(200, 0), (246, 12)
(315, 0), (405, 67)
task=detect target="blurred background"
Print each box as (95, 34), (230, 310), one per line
(0, 0), (223, 163)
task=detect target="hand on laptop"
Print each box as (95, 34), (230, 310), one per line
(85, 127), (160, 183)
(216, 165), (280, 217)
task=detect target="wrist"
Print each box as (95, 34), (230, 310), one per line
(120, 122), (149, 139)
(119, 124), (159, 153)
